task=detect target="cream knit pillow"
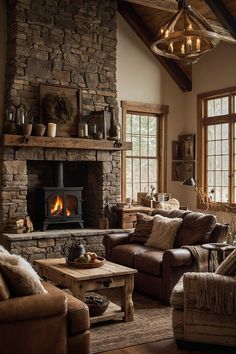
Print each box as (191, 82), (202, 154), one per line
(145, 214), (183, 250)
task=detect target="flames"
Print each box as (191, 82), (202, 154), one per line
(50, 195), (71, 216)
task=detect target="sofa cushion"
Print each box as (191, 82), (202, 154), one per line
(0, 272), (10, 301)
(0, 262), (47, 296)
(134, 249), (164, 276)
(174, 212), (217, 247)
(111, 244), (149, 267)
(145, 215), (183, 250)
(129, 213), (154, 244)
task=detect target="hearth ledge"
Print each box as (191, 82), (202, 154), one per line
(1, 228), (132, 241)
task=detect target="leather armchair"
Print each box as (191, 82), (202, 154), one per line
(0, 281), (90, 354)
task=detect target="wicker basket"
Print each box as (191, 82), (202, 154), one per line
(85, 293), (109, 317)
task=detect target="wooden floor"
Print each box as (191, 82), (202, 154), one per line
(100, 338), (236, 354)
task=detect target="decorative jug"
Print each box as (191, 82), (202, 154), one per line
(62, 241), (85, 261)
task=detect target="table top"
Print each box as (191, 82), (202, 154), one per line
(202, 243), (236, 251)
(34, 258), (137, 281)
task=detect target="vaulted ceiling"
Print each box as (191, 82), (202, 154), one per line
(118, 0), (236, 92)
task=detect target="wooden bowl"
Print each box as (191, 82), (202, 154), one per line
(66, 256), (105, 268)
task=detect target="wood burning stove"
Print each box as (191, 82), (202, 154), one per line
(37, 162), (84, 230)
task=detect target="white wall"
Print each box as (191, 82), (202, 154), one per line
(117, 14), (185, 202)
(182, 41), (236, 211)
(0, 0), (6, 131)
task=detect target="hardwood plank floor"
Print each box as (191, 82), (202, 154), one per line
(99, 339), (236, 354)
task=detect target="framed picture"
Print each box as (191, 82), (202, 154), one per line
(183, 161), (195, 181)
(40, 83), (82, 137)
(179, 134), (195, 160)
(172, 141), (182, 160)
(172, 161), (183, 181)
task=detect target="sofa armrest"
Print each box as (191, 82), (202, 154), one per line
(0, 290), (67, 323)
(163, 248), (193, 267)
(103, 233), (130, 259)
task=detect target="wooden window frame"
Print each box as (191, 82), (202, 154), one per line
(197, 86), (236, 209)
(121, 100), (168, 201)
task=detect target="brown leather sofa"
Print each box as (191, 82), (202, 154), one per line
(104, 209), (228, 304)
(0, 281), (90, 354)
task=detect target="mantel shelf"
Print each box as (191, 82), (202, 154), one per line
(0, 135), (132, 151)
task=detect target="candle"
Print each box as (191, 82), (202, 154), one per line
(83, 123), (88, 138)
(196, 38), (201, 51)
(47, 122), (57, 137)
(181, 44), (185, 54)
(169, 42), (173, 53)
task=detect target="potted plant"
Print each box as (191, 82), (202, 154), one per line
(34, 123), (46, 136)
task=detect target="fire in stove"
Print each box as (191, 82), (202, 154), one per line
(51, 195), (63, 216)
(50, 194), (76, 217)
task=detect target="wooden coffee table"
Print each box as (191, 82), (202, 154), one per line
(34, 258), (137, 324)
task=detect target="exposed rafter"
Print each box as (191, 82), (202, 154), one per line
(118, 0), (192, 92)
(124, 0), (236, 44)
(204, 0), (236, 39)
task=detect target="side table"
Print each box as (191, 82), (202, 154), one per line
(202, 243), (236, 271)
(113, 205), (154, 229)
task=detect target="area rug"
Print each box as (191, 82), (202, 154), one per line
(90, 290), (173, 353)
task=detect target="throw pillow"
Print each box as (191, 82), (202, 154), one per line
(0, 245), (10, 255)
(129, 213), (154, 244)
(215, 249), (236, 275)
(0, 262), (47, 296)
(0, 272), (10, 300)
(145, 214), (183, 250)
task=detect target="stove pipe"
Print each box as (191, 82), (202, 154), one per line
(56, 161), (64, 188)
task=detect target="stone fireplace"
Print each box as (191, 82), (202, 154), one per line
(0, 0), (131, 261)
(0, 144), (121, 233)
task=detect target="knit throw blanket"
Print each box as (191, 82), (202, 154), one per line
(193, 273), (236, 314)
(182, 245), (218, 272)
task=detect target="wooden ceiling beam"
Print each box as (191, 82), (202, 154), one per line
(204, 0), (236, 39)
(124, 0), (236, 44)
(118, 1), (192, 92)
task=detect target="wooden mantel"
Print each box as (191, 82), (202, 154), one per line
(0, 135), (132, 151)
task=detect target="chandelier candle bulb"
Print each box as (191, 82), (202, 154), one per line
(169, 42), (174, 53)
(196, 38), (201, 51)
(181, 44), (185, 54)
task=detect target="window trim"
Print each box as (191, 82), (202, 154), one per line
(197, 86), (236, 209)
(121, 100), (168, 201)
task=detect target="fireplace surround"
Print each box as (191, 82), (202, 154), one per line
(0, 136), (132, 234)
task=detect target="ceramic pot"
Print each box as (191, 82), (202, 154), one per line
(35, 124), (46, 136)
(22, 123), (32, 136)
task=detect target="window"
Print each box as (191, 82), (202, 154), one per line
(121, 101), (168, 201)
(198, 87), (236, 205)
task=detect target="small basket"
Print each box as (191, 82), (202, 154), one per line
(85, 294), (109, 317)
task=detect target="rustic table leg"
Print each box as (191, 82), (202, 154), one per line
(69, 281), (86, 302)
(121, 275), (134, 322)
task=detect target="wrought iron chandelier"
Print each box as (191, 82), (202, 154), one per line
(151, 0), (220, 63)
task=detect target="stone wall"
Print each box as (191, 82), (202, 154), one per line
(5, 0), (117, 119)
